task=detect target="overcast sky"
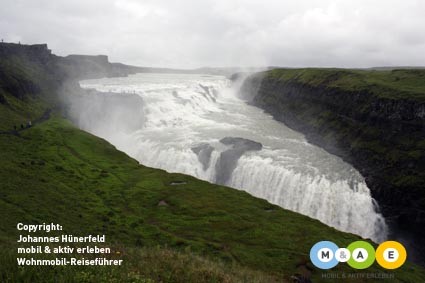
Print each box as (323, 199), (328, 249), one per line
(1, 0), (425, 68)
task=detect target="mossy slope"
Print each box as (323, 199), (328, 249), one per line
(268, 68), (425, 101)
(1, 117), (424, 282)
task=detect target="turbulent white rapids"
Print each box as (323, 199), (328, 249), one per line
(79, 73), (388, 242)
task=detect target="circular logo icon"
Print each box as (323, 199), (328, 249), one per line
(317, 247), (334, 263)
(352, 248), (368, 263)
(383, 248), (399, 262)
(335, 248), (351, 262)
(310, 241), (339, 269)
(376, 241), (407, 269)
(347, 241), (375, 269)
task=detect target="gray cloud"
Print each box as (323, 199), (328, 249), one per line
(1, 0), (425, 68)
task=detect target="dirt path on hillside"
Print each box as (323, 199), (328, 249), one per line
(0, 108), (51, 136)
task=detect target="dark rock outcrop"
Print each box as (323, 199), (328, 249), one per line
(191, 143), (214, 170)
(0, 72), (41, 100)
(215, 137), (262, 185)
(0, 42), (60, 103)
(59, 54), (142, 80)
(0, 43), (52, 63)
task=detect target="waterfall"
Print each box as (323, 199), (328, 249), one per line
(77, 72), (388, 243)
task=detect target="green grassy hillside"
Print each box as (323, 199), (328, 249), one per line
(0, 47), (61, 131)
(1, 117), (424, 282)
(268, 68), (425, 101)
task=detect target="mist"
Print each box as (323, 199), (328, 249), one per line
(60, 80), (145, 140)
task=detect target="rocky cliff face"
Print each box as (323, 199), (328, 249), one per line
(0, 42), (144, 131)
(0, 43), (58, 102)
(59, 54), (141, 80)
(240, 71), (425, 262)
(0, 42), (142, 103)
(0, 43), (52, 63)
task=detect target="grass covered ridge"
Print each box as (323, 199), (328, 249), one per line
(0, 52), (62, 131)
(268, 68), (425, 101)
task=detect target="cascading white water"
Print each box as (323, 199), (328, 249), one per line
(78, 73), (388, 242)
